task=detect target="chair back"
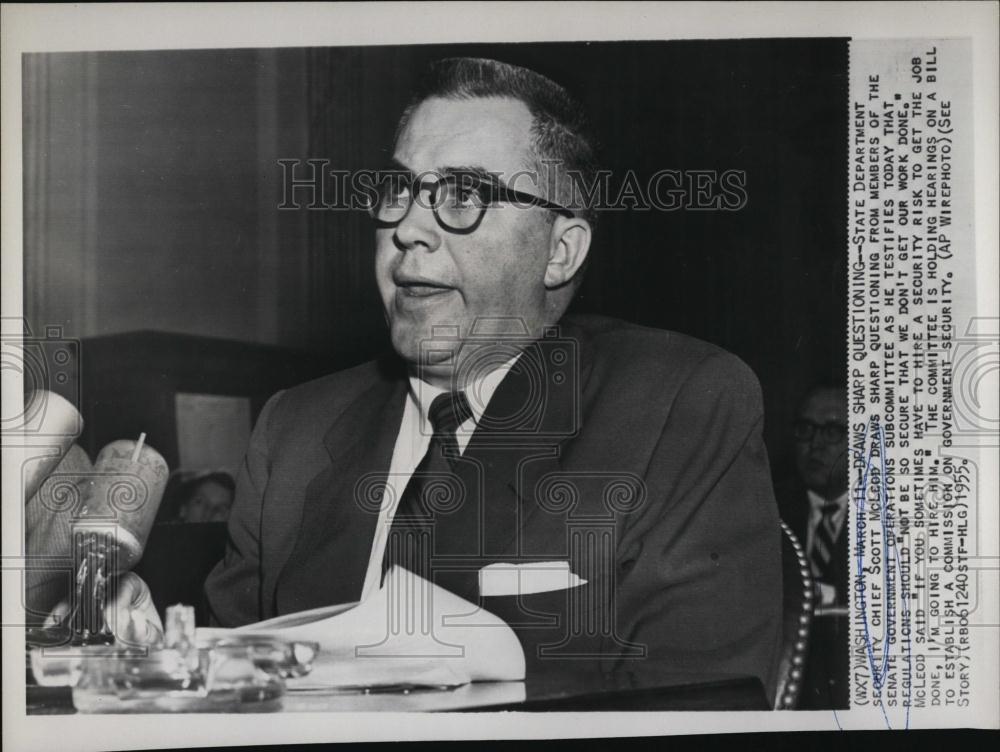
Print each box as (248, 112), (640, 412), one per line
(774, 519), (814, 709)
(133, 521), (228, 626)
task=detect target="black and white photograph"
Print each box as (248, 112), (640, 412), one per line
(2, 2), (997, 747)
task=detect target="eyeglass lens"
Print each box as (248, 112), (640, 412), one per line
(372, 173), (491, 231)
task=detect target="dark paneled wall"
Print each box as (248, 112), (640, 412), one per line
(77, 331), (338, 470)
(24, 48), (311, 348)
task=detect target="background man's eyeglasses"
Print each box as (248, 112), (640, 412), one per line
(368, 170), (573, 235)
(792, 419), (847, 444)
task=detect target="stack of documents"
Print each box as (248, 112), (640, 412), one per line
(197, 566), (526, 691)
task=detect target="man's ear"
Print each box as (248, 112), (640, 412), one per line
(544, 215), (592, 289)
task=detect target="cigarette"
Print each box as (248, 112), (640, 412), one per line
(130, 432), (147, 463)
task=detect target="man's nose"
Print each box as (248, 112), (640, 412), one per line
(393, 195), (442, 252)
(807, 432), (829, 452)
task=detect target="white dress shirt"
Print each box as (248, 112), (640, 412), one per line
(359, 355), (520, 600)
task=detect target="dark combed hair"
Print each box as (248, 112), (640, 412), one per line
(397, 57), (600, 227)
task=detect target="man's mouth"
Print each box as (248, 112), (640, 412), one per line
(393, 280), (457, 308)
(398, 283), (453, 298)
(805, 457), (830, 473)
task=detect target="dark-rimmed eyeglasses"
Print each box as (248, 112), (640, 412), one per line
(792, 419), (847, 444)
(367, 169), (574, 235)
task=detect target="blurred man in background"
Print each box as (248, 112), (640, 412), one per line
(163, 471), (235, 524)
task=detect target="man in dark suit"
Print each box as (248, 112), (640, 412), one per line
(125, 58), (783, 698)
(775, 384), (850, 708)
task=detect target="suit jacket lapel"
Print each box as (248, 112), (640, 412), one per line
(453, 323), (594, 564)
(274, 371), (406, 614)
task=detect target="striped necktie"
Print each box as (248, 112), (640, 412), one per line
(810, 501), (842, 581)
(381, 390), (473, 581)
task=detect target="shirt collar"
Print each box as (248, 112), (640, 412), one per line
(408, 352), (522, 433)
(807, 488), (849, 514)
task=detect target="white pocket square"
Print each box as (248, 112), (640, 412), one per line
(479, 561), (587, 597)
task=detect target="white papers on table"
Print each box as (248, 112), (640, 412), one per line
(196, 566), (526, 690)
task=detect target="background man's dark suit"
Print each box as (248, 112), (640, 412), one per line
(776, 480), (849, 603)
(205, 314), (783, 696)
(776, 479), (850, 708)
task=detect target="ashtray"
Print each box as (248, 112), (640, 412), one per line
(29, 635), (318, 713)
